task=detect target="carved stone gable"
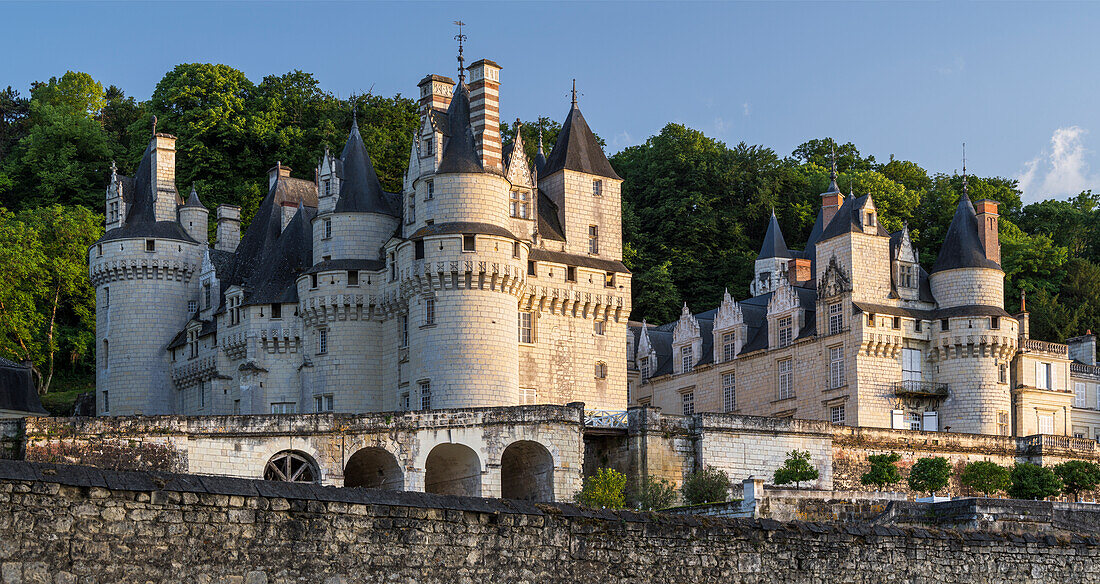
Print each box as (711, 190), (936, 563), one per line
(818, 255), (852, 299)
(672, 304), (701, 346)
(767, 279), (800, 316)
(713, 289), (743, 331)
(897, 226), (917, 264)
(505, 131), (533, 187)
(200, 249), (215, 277)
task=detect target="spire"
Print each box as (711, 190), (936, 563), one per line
(571, 79), (577, 107)
(543, 95), (620, 180)
(758, 209), (791, 259)
(335, 115), (391, 212)
(533, 125), (548, 177)
(961, 142), (969, 199)
(151, 115), (157, 136)
(436, 81), (484, 174)
(824, 141), (840, 193)
(454, 20), (467, 83)
(110, 160), (117, 178)
(123, 144), (156, 226)
(931, 185), (1000, 273)
(183, 183), (204, 208)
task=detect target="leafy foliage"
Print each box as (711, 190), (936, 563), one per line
(1008, 463), (1063, 500)
(681, 466), (732, 505)
(860, 452), (902, 491)
(629, 474), (678, 510)
(907, 457), (951, 496)
(575, 467), (627, 509)
(959, 460), (1011, 496)
(773, 450), (819, 488)
(1054, 460), (1100, 502)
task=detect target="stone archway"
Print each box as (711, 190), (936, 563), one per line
(424, 443), (481, 496)
(344, 447), (404, 490)
(500, 440), (555, 501)
(263, 450), (319, 483)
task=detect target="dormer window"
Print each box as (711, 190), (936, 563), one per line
(778, 316), (793, 348)
(865, 212), (876, 227)
(203, 283), (212, 308)
(680, 345), (694, 374)
(722, 332), (736, 362)
(828, 302), (843, 335)
(424, 137), (433, 157)
(271, 304), (281, 319)
(899, 264), (915, 288)
(510, 190), (529, 218)
(639, 356), (650, 379)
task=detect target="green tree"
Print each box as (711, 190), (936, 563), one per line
(791, 138), (874, 173)
(1008, 463), (1062, 500)
(0, 86), (30, 160)
(860, 452), (902, 491)
(1054, 460), (1100, 502)
(500, 116), (566, 166)
(773, 450), (819, 488)
(907, 457), (951, 496)
(0, 205), (101, 394)
(681, 466), (732, 505)
(575, 467), (627, 509)
(959, 460), (1011, 496)
(629, 474), (678, 510)
(30, 71), (106, 117)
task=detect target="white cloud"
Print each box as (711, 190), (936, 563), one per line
(612, 130), (633, 149)
(742, 102), (751, 116)
(938, 56), (966, 76)
(1017, 126), (1098, 202)
(714, 117), (726, 133)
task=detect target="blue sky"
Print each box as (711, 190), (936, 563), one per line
(4, 1), (1100, 202)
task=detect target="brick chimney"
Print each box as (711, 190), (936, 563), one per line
(268, 162), (292, 191)
(216, 205), (241, 252)
(417, 74), (455, 115)
(467, 59), (502, 172)
(822, 191), (843, 228)
(787, 257), (812, 287)
(974, 199), (1000, 265)
(150, 133), (178, 222)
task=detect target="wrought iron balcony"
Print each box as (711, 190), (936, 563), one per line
(892, 380), (948, 398)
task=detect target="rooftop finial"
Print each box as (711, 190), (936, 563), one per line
(830, 141), (837, 181)
(537, 126), (544, 154)
(110, 160), (117, 175)
(454, 20), (467, 83)
(151, 115), (157, 136)
(571, 79), (577, 107)
(961, 142), (968, 198)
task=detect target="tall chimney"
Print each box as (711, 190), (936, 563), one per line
(974, 199), (1000, 265)
(150, 133), (178, 222)
(467, 59), (502, 172)
(417, 74), (455, 115)
(268, 162), (292, 191)
(216, 205), (241, 252)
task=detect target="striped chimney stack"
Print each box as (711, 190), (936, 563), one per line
(467, 59), (502, 171)
(417, 74), (455, 115)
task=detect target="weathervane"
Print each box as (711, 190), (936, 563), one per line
(454, 20), (467, 83)
(571, 79), (578, 107)
(962, 142), (968, 196)
(830, 141), (837, 180)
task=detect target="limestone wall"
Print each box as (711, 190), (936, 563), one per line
(0, 460), (1097, 584)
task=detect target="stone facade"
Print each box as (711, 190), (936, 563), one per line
(1, 460), (1099, 583)
(92, 54), (629, 418)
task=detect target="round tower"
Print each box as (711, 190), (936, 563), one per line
(89, 135), (203, 416)
(928, 187), (1016, 434)
(178, 185), (209, 244)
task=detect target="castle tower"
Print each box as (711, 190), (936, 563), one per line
(928, 181), (1017, 435)
(179, 185), (209, 244)
(751, 211), (791, 296)
(89, 133), (204, 416)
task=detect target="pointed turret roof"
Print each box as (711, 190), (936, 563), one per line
(757, 210), (791, 260)
(245, 203), (316, 305)
(820, 193), (889, 241)
(226, 180), (285, 287)
(930, 192), (1001, 273)
(534, 127), (548, 177)
(182, 184), (205, 208)
(334, 116), (391, 213)
(543, 101), (620, 180)
(436, 82), (484, 174)
(124, 144), (157, 225)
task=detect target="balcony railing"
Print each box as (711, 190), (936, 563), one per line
(1024, 338), (1069, 357)
(584, 409), (629, 430)
(892, 380), (948, 398)
(1022, 434), (1098, 453)
(1072, 362), (1100, 378)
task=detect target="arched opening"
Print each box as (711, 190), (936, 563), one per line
(424, 443), (481, 496)
(500, 440), (555, 502)
(344, 447), (403, 490)
(264, 450), (318, 483)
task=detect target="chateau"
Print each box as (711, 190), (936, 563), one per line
(629, 163), (1100, 439)
(89, 55), (630, 417)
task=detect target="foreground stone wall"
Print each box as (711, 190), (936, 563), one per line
(1, 460), (1097, 584)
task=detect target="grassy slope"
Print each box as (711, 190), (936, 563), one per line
(39, 371), (94, 416)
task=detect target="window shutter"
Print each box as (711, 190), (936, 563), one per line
(922, 411), (938, 432)
(891, 409), (905, 430)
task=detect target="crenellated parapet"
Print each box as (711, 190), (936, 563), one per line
(397, 258), (528, 300)
(170, 355), (218, 389)
(89, 256), (199, 287)
(929, 332), (1018, 361)
(299, 293), (388, 326)
(521, 285), (626, 322)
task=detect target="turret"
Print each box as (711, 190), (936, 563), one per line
(178, 185), (209, 245)
(216, 205), (241, 252)
(751, 210), (791, 296)
(928, 190), (1003, 309)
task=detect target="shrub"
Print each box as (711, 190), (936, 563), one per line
(959, 460), (1011, 496)
(1008, 463), (1062, 500)
(575, 467), (627, 509)
(773, 450), (819, 488)
(681, 466), (732, 505)
(907, 457), (951, 496)
(1054, 460), (1100, 502)
(860, 452), (902, 491)
(630, 474), (678, 510)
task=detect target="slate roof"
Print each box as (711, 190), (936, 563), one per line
(819, 194), (890, 241)
(534, 133), (548, 177)
(97, 144), (196, 245)
(407, 222), (518, 240)
(542, 104), (620, 180)
(243, 205), (316, 306)
(0, 357), (47, 415)
(334, 119), (395, 215)
(758, 211), (791, 260)
(436, 82), (484, 174)
(302, 258), (386, 275)
(931, 193), (1001, 274)
(537, 189), (566, 242)
(528, 248), (629, 274)
(182, 185), (205, 208)
(225, 180), (285, 289)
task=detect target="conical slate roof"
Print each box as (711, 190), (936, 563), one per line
(543, 103), (620, 180)
(931, 192), (1001, 273)
(182, 184), (205, 208)
(245, 203), (316, 305)
(534, 129), (548, 177)
(227, 180), (285, 288)
(436, 82), (484, 174)
(334, 118), (391, 213)
(124, 144), (157, 225)
(757, 211), (791, 260)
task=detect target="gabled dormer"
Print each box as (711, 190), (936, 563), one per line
(636, 320), (658, 381)
(198, 249), (221, 320)
(817, 255), (853, 337)
(316, 147), (341, 214)
(892, 223), (921, 301)
(712, 289), (745, 363)
(767, 279), (803, 350)
(751, 211), (791, 297)
(672, 304), (702, 375)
